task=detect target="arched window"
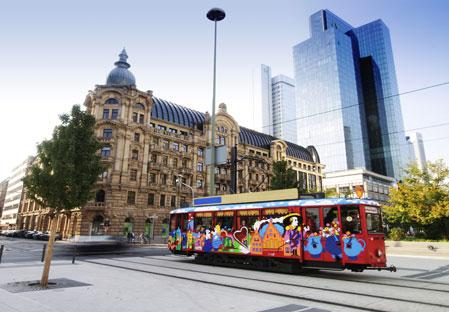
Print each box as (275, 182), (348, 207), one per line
(91, 215), (104, 236)
(134, 103), (145, 110)
(95, 190), (106, 203)
(105, 98), (119, 105)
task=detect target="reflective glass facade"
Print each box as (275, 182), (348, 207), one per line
(351, 20), (407, 178)
(293, 10), (408, 179)
(261, 65), (297, 143)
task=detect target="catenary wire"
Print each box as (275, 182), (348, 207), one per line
(261, 80), (449, 130)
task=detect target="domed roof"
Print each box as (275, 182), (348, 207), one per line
(106, 49), (136, 87)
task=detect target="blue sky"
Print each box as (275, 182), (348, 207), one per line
(1, 0), (448, 179)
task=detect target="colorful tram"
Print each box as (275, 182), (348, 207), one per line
(168, 189), (396, 272)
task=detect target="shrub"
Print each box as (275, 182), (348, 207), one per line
(389, 227), (406, 241)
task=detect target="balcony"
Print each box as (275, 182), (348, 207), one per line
(85, 202), (108, 211)
(150, 145), (164, 153)
(148, 162), (161, 169)
(216, 174), (230, 181)
(100, 156), (113, 163)
(98, 136), (114, 143)
(179, 167), (193, 175)
(150, 127), (192, 142)
(179, 186), (193, 194)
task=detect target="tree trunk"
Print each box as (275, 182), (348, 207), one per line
(41, 214), (58, 287)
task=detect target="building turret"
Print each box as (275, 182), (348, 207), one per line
(106, 48), (136, 87)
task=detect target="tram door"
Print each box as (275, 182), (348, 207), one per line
(340, 205), (366, 264)
(303, 207), (324, 262)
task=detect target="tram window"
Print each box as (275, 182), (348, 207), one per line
(262, 208), (289, 221)
(366, 206), (383, 233)
(305, 208), (320, 234)
(170, 214), (181, 231)
(182, 214), (189, 231)
(237, 210), (260, 230)
(216, 211), (234, 231)
(194, 214), (212, 232)
(323, 207), (339, 226)
(341, 206), (362, 234)
(237, 216), (259, 230)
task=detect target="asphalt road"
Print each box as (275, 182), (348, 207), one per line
(0, 236), (170, 263)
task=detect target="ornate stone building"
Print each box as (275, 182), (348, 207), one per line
(18, 50), (324, 240)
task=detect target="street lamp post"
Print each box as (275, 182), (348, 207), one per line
(207, 7), (226, 196)
(176, 175), (195, 207)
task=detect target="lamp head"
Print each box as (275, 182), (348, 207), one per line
(207, 8), (226, 22)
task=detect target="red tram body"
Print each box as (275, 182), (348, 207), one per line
(168, 189), (395, 272)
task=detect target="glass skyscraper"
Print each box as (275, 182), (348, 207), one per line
(293, 10), (408, 179)
(261, 64), (297, 143)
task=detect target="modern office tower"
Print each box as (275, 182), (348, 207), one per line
(261, 64), (297, 143)
(406, 132), (427, 170)
(0, 157), (33, 229)
(293, 9), (408, 179)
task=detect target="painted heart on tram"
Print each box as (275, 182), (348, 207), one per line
(233, 226), (249, 248)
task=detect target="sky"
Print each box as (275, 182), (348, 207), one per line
(0, 0), (448, 179)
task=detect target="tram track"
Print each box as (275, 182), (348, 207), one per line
(81, 256), (449, 312)
(143, 255), (449, 292)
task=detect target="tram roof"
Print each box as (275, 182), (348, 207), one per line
(170, 198), (380, 214)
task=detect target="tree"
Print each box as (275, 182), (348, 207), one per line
(23, 105), (104, 286)
(324, 187), (339, 198)
(270, 160), (297, 190)
(383, 160), (449, 239)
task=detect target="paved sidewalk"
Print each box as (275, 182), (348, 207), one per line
(0, 259), (314, 312)
(386, 240), (449, 259)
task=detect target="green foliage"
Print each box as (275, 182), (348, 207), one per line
(23, 105), (104, 211)
(270, 160), (297, 190)
(325, 188), (338, 198)
(389, 227), (405, 241)
(383, 160), (449, 239)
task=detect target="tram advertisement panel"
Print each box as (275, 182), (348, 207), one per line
(169, 207), (303, 259)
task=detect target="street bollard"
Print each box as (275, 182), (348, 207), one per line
(72, 244), (76, 264)
(0, 245), (4, 264)
(41, 244), (47, 262)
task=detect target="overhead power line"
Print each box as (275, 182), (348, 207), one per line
(311, 121), (449, 149)
(262, 80), (449, 130)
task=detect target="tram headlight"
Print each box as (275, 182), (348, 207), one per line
(375, 249), (383, 258)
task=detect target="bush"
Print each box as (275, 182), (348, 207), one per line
(389, 227), (406, 241)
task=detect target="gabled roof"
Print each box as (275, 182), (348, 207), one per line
(150, 97), (315, 162)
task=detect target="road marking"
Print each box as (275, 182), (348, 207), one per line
(405, 264), (449, 280)
(388, 254), (449, 260)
